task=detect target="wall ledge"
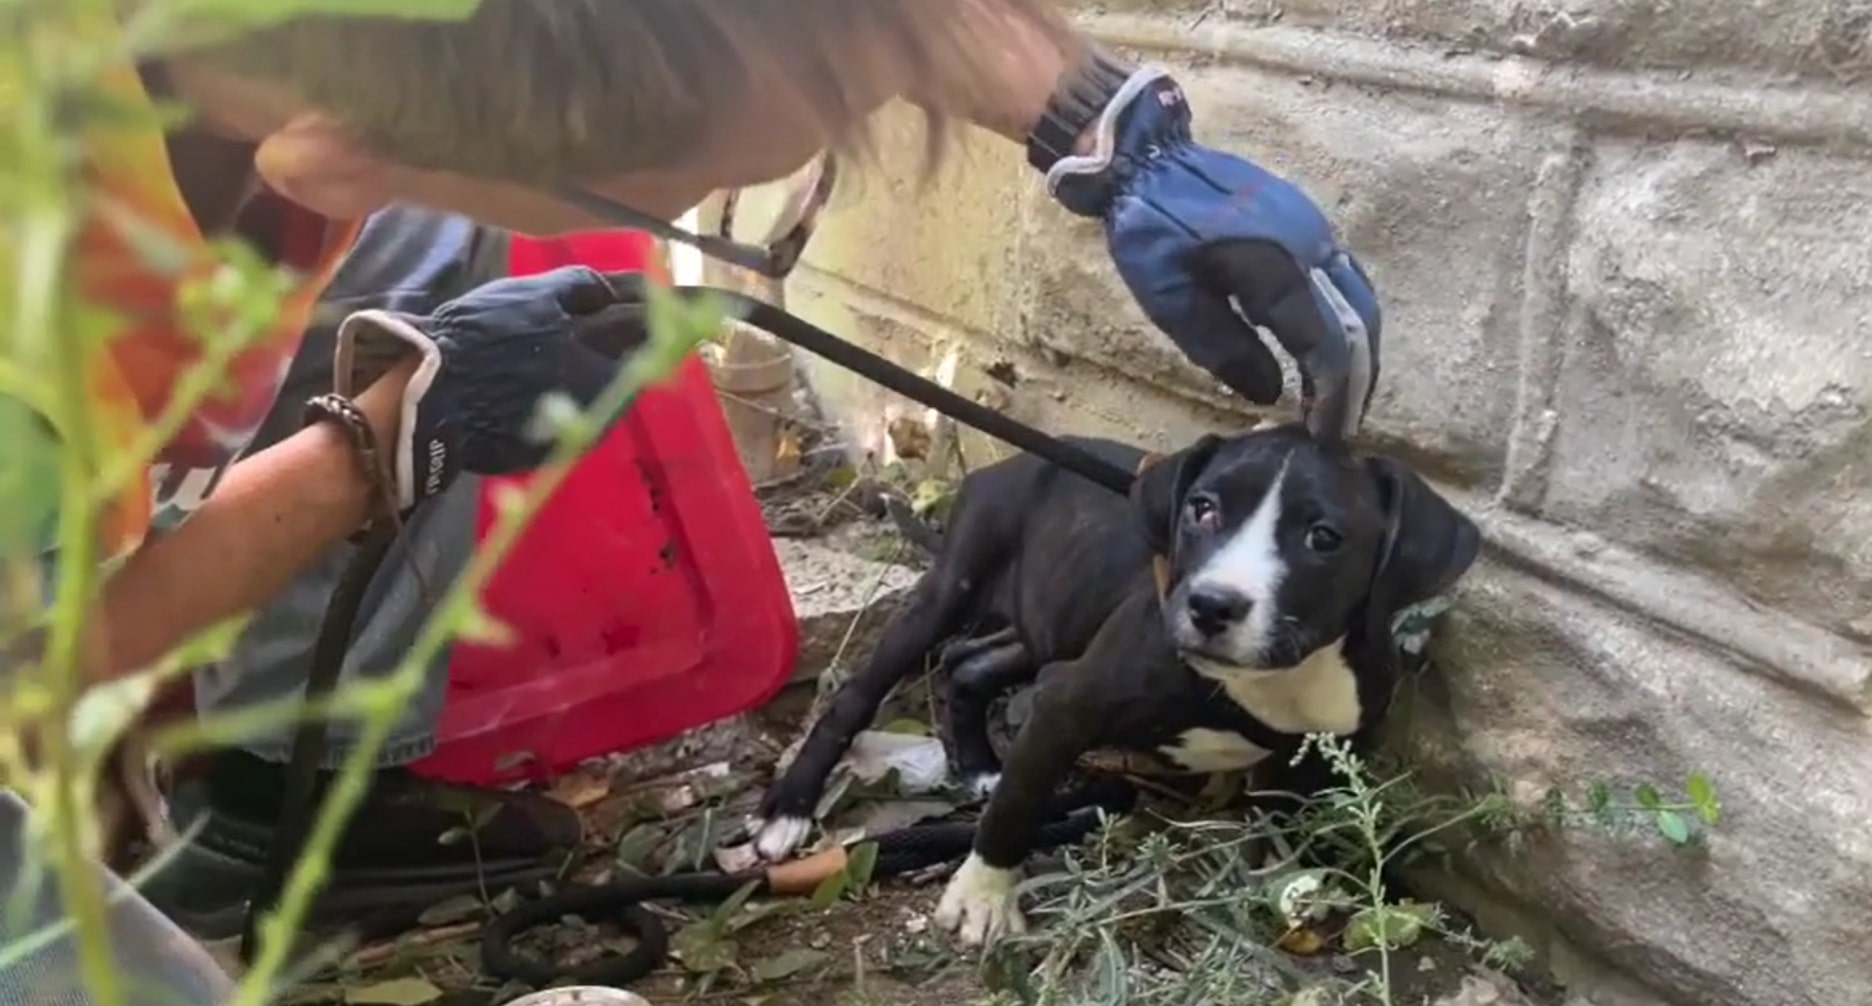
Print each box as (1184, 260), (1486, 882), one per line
(1086, 14), (1872, 153)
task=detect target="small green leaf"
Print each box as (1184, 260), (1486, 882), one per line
(807, 869), (849, 910)
(671, 922), (739, 974)
(1093, 929), (1129, 1000)
(750, 948), (830, 982)
(1655, 809), (1692, 846)
(615, 822), (666, 873)
(1343, 901), (1436, 952)
(709, 879), (762, 933)
(1632, 783), (1662, 811)
(844, 841), (879, 895)
(878, 717), (931, 737)
(1586, 781), (1611, 813)
(1686, 773), (1721, 824)
(812, 772), (856, 821)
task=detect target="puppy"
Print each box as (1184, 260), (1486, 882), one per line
(753, 424), (1481, 944)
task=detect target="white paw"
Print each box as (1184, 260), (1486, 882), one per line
(935, 853), (1025, 946)
(964, 772), (1001, 801)
(750, 815), (813, 861)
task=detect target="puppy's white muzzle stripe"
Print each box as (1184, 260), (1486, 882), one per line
(1185, 460), (1288, 665)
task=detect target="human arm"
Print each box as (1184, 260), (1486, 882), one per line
(87, 265), (648, 683)
(90, 359), (415, 679)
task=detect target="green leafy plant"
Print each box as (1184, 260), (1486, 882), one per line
(978, 736), (1553, 1006)
(1543, 773), (1723, 847)
(0, 4), (727, 1006)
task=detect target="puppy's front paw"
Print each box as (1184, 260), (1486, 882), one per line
(748, 815), (813, 861)
(935, 853), (1025, 946)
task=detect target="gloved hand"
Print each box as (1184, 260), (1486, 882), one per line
(1047, 68), (1381, 439)
(332, 265), (651, 511)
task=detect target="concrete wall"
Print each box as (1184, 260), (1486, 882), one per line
(778, 5), (1872, 1006)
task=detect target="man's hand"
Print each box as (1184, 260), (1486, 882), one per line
(332, 265), (651, 511)
(1047, 68), (1381, 439)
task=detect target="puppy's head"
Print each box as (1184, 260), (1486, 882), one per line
(1131, 423), (1480, 672)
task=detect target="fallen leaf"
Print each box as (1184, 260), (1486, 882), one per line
(548, 771), (612, 809)
(808, 869), (849, 910)
(751, 948), (831, 982)
(1277, 925), (1330, 956)
(615, 822), (667, 873)
(416, 893), (484, 927)
(838, 798), (956, 838)
(845, 841), (880, 894)
(886, 416), (932, 461)
(878, 718), (931, 737)
(671, 923), (740, 974)
(1343, 901), (1438, 952)
(345, 977), (444, 1005)
(492, 751), (537, 773)
(650, 782), (704, 815)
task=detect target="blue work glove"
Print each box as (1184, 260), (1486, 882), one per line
(1048, 68), (1381, 439)
(332, 265), (650, 510)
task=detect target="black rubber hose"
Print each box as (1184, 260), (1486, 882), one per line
(240, 529), (396, 964)
(481, 779), (1137, 988)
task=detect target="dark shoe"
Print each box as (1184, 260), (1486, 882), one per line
(140, 750), (582, 942)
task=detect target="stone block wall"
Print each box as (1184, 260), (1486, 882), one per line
(776, 5), (1872, 1006)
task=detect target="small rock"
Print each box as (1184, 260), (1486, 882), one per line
(1432, 971), (1541, 1006)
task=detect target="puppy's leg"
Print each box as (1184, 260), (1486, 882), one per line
(753, 576), (972, 860)
(935, 625), (1016, 672)
(936, 664), (1104, 947)
(942, 640), (1032, 800)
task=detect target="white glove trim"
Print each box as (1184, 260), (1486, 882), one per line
(1044, 66), (1174, 198)
(333, 309), (442, 511)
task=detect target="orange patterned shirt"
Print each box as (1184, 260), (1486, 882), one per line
(79, 61), (361, 561)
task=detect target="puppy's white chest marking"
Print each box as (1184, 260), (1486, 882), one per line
(1161, 728), (1272, 772)
(1187, 642), (1363, 737)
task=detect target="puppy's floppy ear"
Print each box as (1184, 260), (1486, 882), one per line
(1131, 435), (1222, 554)
(1364, 458), (1482, 619)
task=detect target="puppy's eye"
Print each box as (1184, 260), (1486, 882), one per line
(1187, 496), (1222, 532)
(1305, 524), (1344, 553)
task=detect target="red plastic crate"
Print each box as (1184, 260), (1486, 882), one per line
(409, 230), (799, 786)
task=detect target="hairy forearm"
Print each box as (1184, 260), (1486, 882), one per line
(92, 361), (415, 679)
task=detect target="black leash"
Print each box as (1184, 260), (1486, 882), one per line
(241, 293), (1144, 984)
(690, 288), (1138, 496)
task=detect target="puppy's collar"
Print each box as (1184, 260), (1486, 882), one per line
(1136, 452), (1175, 599)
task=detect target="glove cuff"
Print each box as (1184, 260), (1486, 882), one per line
(1046, 67), (1189, 218)
(332, 309), (450, 511)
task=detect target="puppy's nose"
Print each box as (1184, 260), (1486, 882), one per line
(1186, 586), (1251, 637)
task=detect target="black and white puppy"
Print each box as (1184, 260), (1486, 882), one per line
(752, 424), (1481, 945)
